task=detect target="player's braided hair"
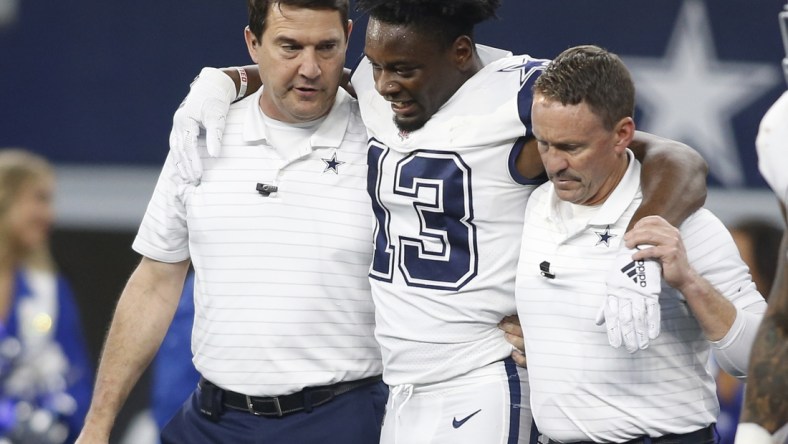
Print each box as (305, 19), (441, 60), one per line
(356, 0), (500, 48)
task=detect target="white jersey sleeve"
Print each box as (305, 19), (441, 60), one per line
(756, 90), (788, 206)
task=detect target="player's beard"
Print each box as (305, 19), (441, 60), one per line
(392, 115), (427, 133)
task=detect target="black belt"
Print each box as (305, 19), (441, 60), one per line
(546, 424), (716, 444)
(198, 375), (382, 418)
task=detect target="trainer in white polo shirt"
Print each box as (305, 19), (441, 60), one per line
(77, 2), (386, 443)
(134, 85), (380, 397)
(515, 45), (767, 444)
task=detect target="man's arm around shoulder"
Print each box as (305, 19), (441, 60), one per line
(629, 131), (708, 230)
(77, 257), (190, 443)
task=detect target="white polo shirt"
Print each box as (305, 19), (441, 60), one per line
(515, 150), (766, 442)
(133, 88), (382, 396)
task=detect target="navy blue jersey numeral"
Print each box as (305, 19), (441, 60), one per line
(368, 143), (395, 280)
(368, 143), (478, 290)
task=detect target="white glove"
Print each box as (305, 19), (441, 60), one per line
(596, 246), (662, 353)
(169, 67), (236, 184)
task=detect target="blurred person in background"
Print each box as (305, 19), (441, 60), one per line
(715, 219), (782, 444)
(0, 149), (93, 443)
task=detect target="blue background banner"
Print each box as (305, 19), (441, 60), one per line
(1, 0), (785, 189)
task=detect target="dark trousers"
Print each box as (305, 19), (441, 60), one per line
(161, 380), (388, 444)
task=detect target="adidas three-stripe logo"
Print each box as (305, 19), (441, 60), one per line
(620, 260), (648, 287)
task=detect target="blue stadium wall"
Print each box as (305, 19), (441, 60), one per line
(1, 0), (785, 227)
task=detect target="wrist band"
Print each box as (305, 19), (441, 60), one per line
(235, 67), (248, 101)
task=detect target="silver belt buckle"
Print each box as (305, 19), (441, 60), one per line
(246, 395), (283, 417)
(245, 395), (259, 416)
(271, 397), (283, 416)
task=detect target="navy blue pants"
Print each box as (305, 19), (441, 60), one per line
(161, 381), (388, 444)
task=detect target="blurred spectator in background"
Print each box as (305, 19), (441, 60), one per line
(0, 149), (93, 443)
(715, 218), (782, 444)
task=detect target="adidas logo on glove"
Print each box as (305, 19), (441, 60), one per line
(621, 260), (648, 287)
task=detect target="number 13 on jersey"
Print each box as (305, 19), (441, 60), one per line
(367, 141), (479, 291)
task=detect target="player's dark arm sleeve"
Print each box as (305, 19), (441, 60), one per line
(629, 130), (708, 231)
(220, 66), (354, 99)
(740, 205), (788, 432)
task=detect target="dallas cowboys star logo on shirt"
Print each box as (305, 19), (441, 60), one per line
(321, 153), (345, 174)
(498, 60), (547, 89)
(594, 225), (617, 247)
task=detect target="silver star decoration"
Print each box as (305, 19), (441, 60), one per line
(624, 0), (781, 186)
(498, 60), (546, 89)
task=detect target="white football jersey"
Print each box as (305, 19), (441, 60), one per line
(352, 46), (549, 385)
(133, 88), (383, 396)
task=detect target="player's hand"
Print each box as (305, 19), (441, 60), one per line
(499, 315), (527, 368)
(169, 67), (236, 184)
(596, 246), (662, 353)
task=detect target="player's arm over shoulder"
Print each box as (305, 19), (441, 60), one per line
(514, 138), (544, 180)
(629, 131), (708, 231)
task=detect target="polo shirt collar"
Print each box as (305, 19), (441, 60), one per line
(243, 87), (352, 150)
(588, 149), (640, 226)
(310, 88), (352, 149)
(543, 149), (640, 232)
